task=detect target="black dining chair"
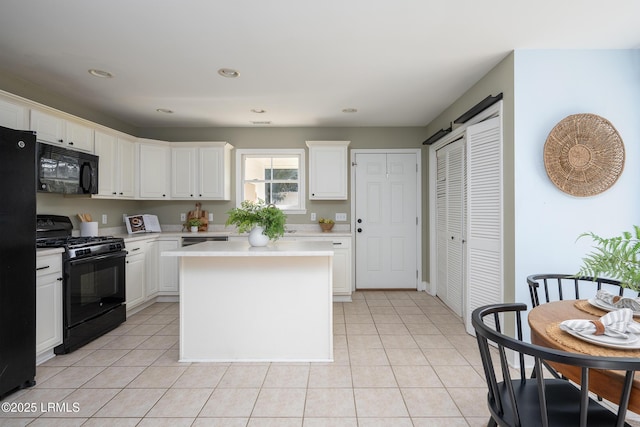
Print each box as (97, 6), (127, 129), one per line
(527, 274), (639, 308)
(472, 303), (640, 427)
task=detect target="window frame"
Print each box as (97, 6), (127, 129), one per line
(235, 148), (306, 214)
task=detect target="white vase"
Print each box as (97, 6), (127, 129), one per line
(190, 226), (198, 233)
(248, 226), (269, 247)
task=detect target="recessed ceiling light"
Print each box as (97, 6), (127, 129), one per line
(251, 108), (266, 114)
(218, 68), (240, 78)
(342, 108), (358, 113)
(156, 108), (174, 114)
(251, 121), (272, 125)
(88, 69), (114, 78)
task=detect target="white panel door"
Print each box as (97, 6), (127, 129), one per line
(354, 153), (418, 289)
(435, 139), (465, 316)
(465, 116), (503, 334)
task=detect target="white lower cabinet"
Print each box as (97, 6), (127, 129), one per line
(125, 242), (146, 311)
(145, 240), (160, 299)
(36, 254), (63, 359)
(328, 237), (352, 296)
(125, 237), (179, 313)
(158, 238), (180, 294)
(279, 235), (353, 297)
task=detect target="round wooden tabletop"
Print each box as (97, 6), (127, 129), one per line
(528, 299), (640, 414)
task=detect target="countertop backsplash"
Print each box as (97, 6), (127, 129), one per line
(78, 223), (351, 238)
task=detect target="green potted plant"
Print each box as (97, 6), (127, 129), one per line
(187, 217), (202, 233)
(577, 226), (640, 291)
(226, 199), (287, 246)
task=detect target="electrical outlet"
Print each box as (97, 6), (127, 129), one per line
(335, 213), (347, 221)
(180, 213), (186, 222)
(101, 214), (108, 224)
(208, 213), (213, 221)
(122, 214), (128, 223)
(310, 212), (317, 221)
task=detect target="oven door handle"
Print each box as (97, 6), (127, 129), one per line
(67, 251), (126, 266)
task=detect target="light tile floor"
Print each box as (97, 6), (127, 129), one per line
(0, 290), (636, 426)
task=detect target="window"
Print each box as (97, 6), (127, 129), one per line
(235, 149), (306, 213)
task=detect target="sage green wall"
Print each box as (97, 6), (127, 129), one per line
(137, 127), (427, 226)
(423, 51), (515, 302)
(36, 193), (145, 230)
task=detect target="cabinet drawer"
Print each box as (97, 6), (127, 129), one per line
(36, 255), (62, 277)
(329, 238), (351, 249)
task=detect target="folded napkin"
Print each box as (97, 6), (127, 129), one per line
(560, 308), (640, 339)
(596, 289), (640, 311)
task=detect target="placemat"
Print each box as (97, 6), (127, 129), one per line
(574, 299), (608, 317)
(546, 322), (640, 357)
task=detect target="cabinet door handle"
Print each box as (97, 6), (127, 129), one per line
(36, 265), (50, 271)
(130, 247), (141, 252)
(68, 141), (74, 145)
(333, 242), (343, 246)
(57, 277), (63, 281)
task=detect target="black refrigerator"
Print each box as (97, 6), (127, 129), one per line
(0, 125), (36, 398)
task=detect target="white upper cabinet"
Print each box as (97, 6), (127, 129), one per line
(30, 109), (94, 152)
(199, 145), (230, 199)
(65, 120), (94, 152)
(94, 131), (135, 198)
(137, 139), (171, 199)
(171, 142), (232, 200)
(0, 98), (28, 130)
(30, 109), (64, 145)
(171, 146), (197, 198)
(306, 141), (350, 200)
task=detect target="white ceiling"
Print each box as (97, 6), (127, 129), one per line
(0, 0), (638, 128)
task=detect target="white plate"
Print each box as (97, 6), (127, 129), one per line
(588, 298), (640, 317)
(565, 329), (640, 349)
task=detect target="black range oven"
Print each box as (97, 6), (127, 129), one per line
(36, 215), (126, 354)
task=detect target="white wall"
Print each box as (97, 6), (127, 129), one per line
(514, 49), (640, 306)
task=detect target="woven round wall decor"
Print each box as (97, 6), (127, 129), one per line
(543, 113), (625, 197)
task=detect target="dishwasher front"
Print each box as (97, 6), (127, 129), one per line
(181, 235), (229, 246)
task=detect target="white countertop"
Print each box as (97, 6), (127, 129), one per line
(163, 240), (334, 257)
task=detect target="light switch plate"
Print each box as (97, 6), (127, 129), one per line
(101, 214), (108, 224)
(310, 213), (317, 221)
(335, 213), (347, 221)
(208, 213), (213, 221)
(180, 213), (186, 222)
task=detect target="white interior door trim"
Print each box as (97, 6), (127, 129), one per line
(350, 148), (422, 291)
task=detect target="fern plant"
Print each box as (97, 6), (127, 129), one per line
(577, 226), (640, 291)
(225, 199), (287, 241)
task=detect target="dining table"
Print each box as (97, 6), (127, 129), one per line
(528, 299), (640, 414)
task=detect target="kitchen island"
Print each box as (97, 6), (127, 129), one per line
(163, 240), (334, 362)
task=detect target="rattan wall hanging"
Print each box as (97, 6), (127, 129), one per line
(543, 113), (625, 197)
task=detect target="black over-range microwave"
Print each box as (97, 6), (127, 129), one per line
(37, 143), (99, 194)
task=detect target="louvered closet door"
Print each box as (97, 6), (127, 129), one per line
(435, 140), (465, 316)
(465, 116), (503, 334)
